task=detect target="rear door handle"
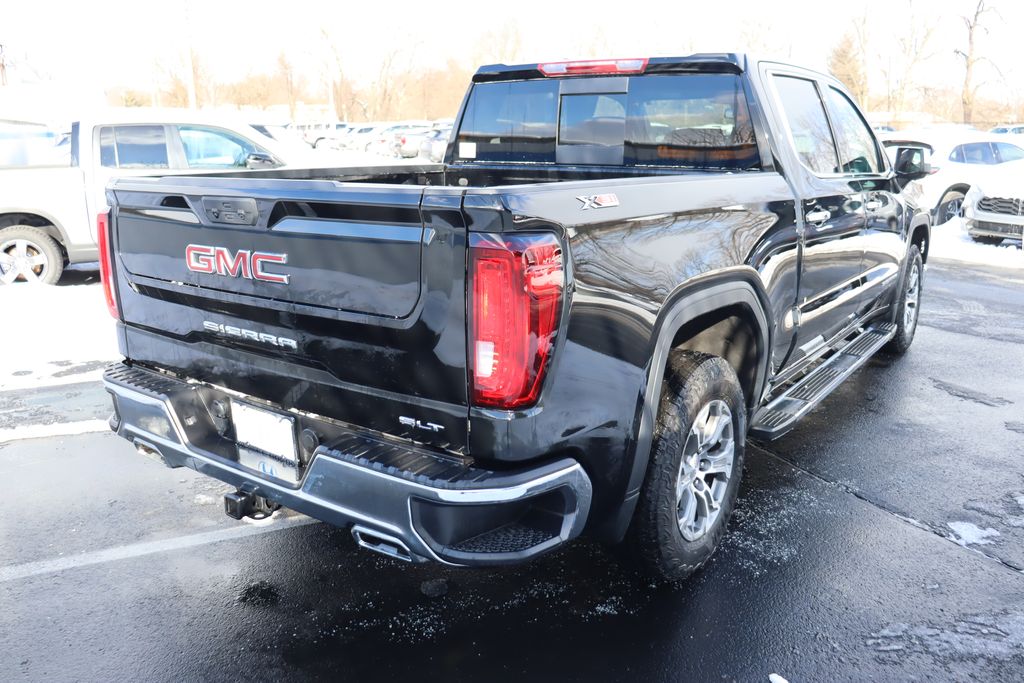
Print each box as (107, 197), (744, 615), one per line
(806, 209), (831, 225)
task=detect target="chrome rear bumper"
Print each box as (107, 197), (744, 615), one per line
(103, 363), (592, 566)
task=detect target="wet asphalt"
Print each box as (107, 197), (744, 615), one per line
(1, 259), (1023, 682)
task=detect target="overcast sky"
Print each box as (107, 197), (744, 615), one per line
(3, 0), (1021, 101)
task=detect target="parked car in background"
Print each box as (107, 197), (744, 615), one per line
(963, 163), (1024, 245)
(883, 132), (1024, 224)
(417, 127), (451, 161)
(394, 126), (435, 157)
(989, 124), (1024, 135)
(338, 123), (386, 151)
(368, 122), (432, 155)
(250, 123), (311, 154)
(293, 122), (348, 148)
(0, 109), (335, 285)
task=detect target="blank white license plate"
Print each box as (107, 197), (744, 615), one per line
(232, 400), (299, 483)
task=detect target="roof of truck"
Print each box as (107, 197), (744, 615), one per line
(472, 53), (748, 82)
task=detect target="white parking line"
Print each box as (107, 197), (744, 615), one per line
(0, 418), (110, 444)
(0, 515), (319, 583)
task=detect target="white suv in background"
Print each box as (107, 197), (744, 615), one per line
(884, 133), (1024, 224)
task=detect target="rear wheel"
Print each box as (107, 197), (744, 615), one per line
(0, 225), (64, 285)
(626, 351), (746, 582)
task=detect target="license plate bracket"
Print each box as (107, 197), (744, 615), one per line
(232, 400), (300, 483)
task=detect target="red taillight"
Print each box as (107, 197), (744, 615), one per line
(538, 58), (648, 77)
(96, 212), (120, 319)
(470, 233), (564, 410)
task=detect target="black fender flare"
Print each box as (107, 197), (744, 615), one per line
(608, 267), (774, 540)
(908, 212), (931, 261)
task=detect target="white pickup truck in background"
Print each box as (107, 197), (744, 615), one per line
(0, 110), (331, 285)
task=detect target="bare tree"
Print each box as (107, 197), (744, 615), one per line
(276, 53), (301, 120)
(955, 0), (995, 124)
(880, 1), (935, 121)
(828, 32), (868, 105)
(472, 23), (522, 65)
(226, 73), (276, 109)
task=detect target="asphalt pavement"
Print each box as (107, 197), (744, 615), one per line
(1, 259), (1022, 682)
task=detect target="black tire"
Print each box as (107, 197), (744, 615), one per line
(0, 225), (64, 285)
(626, 350), (746, 582)
(936, 191), (965, 224)
(886, 244), (922, 355)
(969, 234), (1004, 245)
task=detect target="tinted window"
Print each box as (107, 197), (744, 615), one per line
(772, 76), (838, 174)
(178, 126), (263, 168)
(1013, 127), (1024, 134)
(100, 125), (169, 168)
(457, 79), (558, 162)
(559, 94), (626, 146)
(626, 74), (758, 169)
(457, 74), (760, 169)
(99, 127), (116, 167)
(949, 146), (964, 163)
(995, 142), (1024, 163)
(824, 87), (882, 174)
(960, 142), (996, 164)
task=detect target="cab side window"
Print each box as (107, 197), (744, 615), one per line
(824, 87), (882, 174)
(772, 75), (839, 175)
(177, 126), (268, 168)
(98, 125), (170, 169)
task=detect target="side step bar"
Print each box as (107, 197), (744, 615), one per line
(750, 323), (896, 440)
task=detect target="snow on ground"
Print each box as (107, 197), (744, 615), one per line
(930, 218), (1023, 270)
(947, 521), (1001, 547)
(0, 281), (119, 390)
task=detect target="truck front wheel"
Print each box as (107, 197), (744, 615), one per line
(626, 350), (746, 582)
(0, 225), (65, 285)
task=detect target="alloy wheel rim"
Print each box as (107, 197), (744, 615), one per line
(0, 239), (49, 284)
(904, 263), (920, 330)
(944, 199), (962, 222)
(676, 399), (736, 542)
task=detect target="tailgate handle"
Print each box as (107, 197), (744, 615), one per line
(201, 197), (259, 226)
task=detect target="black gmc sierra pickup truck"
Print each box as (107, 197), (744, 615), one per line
(101, 54), (931, 581)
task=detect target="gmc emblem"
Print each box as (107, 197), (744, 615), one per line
(185, 244), (289, 284)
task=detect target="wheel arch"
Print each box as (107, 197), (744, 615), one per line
(606, 267), (773, 541)
(0, 210), (71, 258)
(934, 183), (971, 215)
(909, 213), (931, 263)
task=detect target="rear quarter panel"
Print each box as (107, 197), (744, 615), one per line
(465, 172), (795, 524)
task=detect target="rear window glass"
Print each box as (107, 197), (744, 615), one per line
(455, 74), (760, 170)
(457, 79), (557, 162)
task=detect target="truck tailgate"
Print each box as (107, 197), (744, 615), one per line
(108, 177), (469, 452)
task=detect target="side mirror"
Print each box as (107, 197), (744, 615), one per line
(244, 152), (278, 169)
(893, 147), (931, 181)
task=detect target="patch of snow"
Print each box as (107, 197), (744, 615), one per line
(0, 283), (119, 390)
(768, 674), (790, 683)
(947, 521), (1001, 546)
(0, 418), (109, 443)
(929, 217), (1022, 270)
